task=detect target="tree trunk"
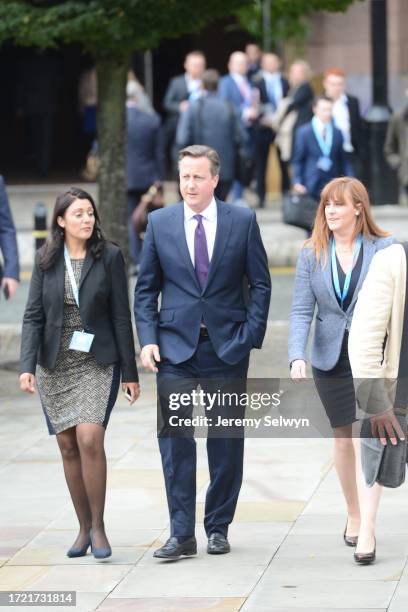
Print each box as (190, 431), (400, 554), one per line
(96, 56), (130, 258)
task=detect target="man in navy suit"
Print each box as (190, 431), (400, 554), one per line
(253, 53), (290, 206)
(134, 145), (271, 559)
(176, 69), (245, 201)
(126, 81), (165, 266)
(163, 51), (206, 173)
(0, 176), (19, 300)
(292, 95), (351, 201)
(219, 52), (259, 201)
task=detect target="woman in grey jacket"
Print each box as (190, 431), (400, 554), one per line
(289, 177), (394, 564)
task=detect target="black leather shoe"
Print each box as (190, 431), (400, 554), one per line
(207, 533), (230, 554)
(153, 536), (197, 560)
(354, 538), (376, 565)
(343, 521), (358, 547)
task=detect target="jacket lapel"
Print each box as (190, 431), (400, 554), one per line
(203, 200), (232, 293)
(53, 249), (65, 306)
(346, 237), (375, 312)
(78, 249), (95, 289)
(322, 250), (341, 310)
(172, 202), (202, 292)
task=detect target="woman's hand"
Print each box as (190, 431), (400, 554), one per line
(122, 382), (140, 405)
(290, 359), (307, 382)
(20, 373), (36, 394)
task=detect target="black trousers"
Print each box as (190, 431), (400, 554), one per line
(255, 129), (290, 206)
(157, 336), (249, 538)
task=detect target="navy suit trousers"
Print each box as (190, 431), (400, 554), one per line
(157, 336), (249, 538)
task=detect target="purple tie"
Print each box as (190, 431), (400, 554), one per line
(193, 214), (210, 289)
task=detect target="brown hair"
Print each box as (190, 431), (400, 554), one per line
(307, 177), (389, 266)
(202, 69), (219, 92)
(178, 145), (221, 177)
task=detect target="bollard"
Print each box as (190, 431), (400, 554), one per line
(33, 202), (48, 251)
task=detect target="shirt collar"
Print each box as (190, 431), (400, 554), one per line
(184, 197), (217, 222)
(262, 71), (280, 82)
(313, 116), (330, 132)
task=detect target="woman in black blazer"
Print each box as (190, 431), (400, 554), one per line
(20, 187), (139, 559)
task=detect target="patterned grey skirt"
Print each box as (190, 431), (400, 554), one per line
(37, 259), (120, 435)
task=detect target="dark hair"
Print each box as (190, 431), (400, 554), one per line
(38, 187), (106, 270)
(178, 145), (221, 177)
(202, 69), (219, 92)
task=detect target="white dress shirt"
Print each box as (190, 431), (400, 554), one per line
(184, 197), (217, 267)
(262, 71), (283, 107)
(332, 94), (353, 152)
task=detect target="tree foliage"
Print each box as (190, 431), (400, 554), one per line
(236, 0), (360, 45)
(0, 0), (249, 57)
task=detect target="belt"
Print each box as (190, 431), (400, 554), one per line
(199, 327), (210, 338)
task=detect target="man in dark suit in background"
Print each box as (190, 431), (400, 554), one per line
(292, 95), (350, 201)
(163, 51), (206, 173)
(323, 67), (362, 178)
(219, 52), (259, 201)
(126, 81), (165, 266)
(134, 145), (271, 560)
(253, 53), (290, 206)
(245, 42), (262, 81)
(176, 69), (245, 201)
(0, 175), (19, 301)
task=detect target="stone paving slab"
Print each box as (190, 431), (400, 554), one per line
(97, 597), (246, 611)
(241, 578), (397, 609)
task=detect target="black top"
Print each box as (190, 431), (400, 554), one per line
(333, 245), (363, 311)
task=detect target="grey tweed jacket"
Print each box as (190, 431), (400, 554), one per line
(288, 235), (395, 371)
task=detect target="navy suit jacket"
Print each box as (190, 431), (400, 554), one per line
(176, 94), (245, 181)
(127, 107), (165, 191)
(134, 200), (271, 365)
(219, 74), (252, 116)
(0, 175), (19, 281)
(291, 122), (349, 200)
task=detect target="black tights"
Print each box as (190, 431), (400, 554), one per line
(56, 423), (109, 549)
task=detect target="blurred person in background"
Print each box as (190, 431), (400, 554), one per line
(292, 95), (350, 202)
(219, 51), (259, 202)
(253, 53), (290, 206)
(245, 42), (262, 81)
(163, 51), (206, 174)
(384, 82), (408, 205)
(323, 67), (362, 178)
(127, 80), (165, 268)
(176, 69), (245, 201)
(0, 175), (19, 301)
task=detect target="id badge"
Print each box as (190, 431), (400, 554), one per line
(317, 156), (333, 172)
(69, 330), (95, 353)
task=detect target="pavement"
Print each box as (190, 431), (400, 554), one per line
(1, 184), (408, 611)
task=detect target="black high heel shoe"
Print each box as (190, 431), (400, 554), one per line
(354, 537), (376, 565)
(343, 520), (358, 547)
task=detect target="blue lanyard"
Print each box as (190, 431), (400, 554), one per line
(331, 234), (362, 308)
(64, 244), (79, 307)
(312, 117), (333, 157)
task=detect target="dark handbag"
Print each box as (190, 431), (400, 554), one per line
(361, 242), (408, 488)
(282, 192), (318, 232)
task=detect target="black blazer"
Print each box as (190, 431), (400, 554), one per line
(20, 242), (138, 382)
(254, 74), (290, 106)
